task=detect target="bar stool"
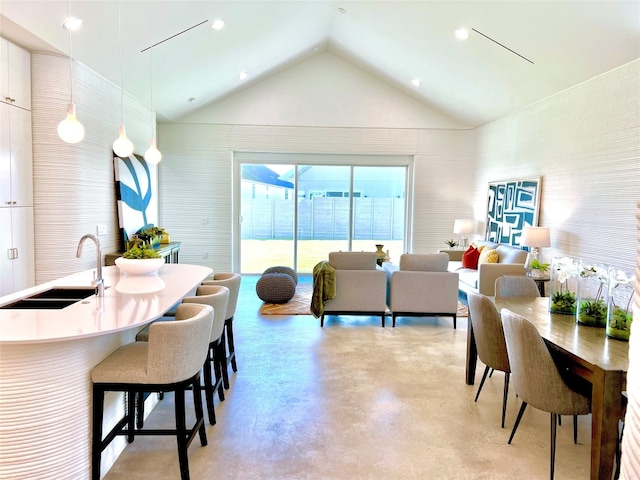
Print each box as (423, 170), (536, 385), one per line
(202, 272), (241, 389)
(91, 303), (213, 480)
(183, 285), (229, 425)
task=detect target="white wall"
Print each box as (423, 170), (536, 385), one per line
(31, 53), (153, 283)
(179, 51), (469, 130)
(473, 59), (639, 274)
(158, 123), (475, 271)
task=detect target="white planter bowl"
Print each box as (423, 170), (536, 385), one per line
(115, 257), (165, 276)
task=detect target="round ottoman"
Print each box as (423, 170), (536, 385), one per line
(262, 266), (298, 285)
(256, 273), (296, 304)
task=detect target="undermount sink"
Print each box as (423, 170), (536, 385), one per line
(0, 286), (104, 310)
(28, 287), (98, 300)
(0, 298), (83, 310)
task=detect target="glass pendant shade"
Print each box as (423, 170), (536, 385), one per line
(57, 103), (85, 144)
(113, 125), (134, 157)
(144, 137), (162, 164)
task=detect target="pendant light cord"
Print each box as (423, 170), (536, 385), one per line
(118, 0), (124, 125)
(67, 0), (74, 104)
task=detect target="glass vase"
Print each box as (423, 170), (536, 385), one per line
(606, 269), (634, 341)
(549, 256), (579, 315)
(576, 262), (610, 327)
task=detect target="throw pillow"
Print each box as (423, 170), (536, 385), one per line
(461, 246), (480, 269)
(478, 248), (499, 264)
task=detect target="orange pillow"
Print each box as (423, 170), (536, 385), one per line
(461, 246), (480, 269)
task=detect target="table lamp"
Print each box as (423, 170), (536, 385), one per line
(520, 226), (551, 278)
(453, 219), (474, 249)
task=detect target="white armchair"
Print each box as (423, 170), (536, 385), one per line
(387, 253), (460, 328)
(320, 252), (388, 327)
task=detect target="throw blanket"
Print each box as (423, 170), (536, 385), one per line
(311, 261), (336, 318)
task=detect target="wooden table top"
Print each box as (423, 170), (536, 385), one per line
(495, 297), (629, 373)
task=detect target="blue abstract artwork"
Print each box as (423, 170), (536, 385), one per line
(485, 177), (541, 246)
(113, 152), (158, 249)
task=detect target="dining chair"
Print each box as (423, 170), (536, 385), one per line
(202, 273), (241, 389)
(495, 276), (541, 300)
(182, 284), (230, 424)
(467, 292), (511, 428)
(501, 308), (591, 480)
(91, 303), (213, 480)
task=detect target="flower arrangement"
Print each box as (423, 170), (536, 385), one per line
(576, 263), (609, 327)
(606, 270), (634, 341)
(549, 256), (579, 315)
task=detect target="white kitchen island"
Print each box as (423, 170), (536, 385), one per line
(0, 263), (212, 479)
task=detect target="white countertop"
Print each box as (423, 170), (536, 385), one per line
(0, 264), (212, 344)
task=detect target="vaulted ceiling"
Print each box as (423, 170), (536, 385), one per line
(2, 1), (639, 127)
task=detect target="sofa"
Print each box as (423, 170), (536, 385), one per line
(318, 252), (388, 327)
(442, 241), (527, 297)
(383, 253), (460, 328)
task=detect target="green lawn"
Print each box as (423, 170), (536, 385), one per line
(241, 239), (404, 274)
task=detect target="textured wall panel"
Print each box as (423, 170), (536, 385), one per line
(475, 60), (639, 273)
(0, 330), (136, 479)
(158, 123), (476, 270)
(30, 54), (152, 284)
(620, 199), (640, 478)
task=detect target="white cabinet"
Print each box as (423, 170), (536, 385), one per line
(0, 207), (35, 296)
(0, 39), (34, 296)
(0, 103), (33, 207)
(0, 38), (31, 110)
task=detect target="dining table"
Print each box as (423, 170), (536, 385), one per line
(465, 296), (628, 480)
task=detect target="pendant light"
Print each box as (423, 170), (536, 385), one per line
(143, 4), (162, 165)
(112, 0), (134, 158)
(57, 6), (84, 144)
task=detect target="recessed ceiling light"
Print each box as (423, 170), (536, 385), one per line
(411, 78), (421, 87)
(455, 28), (469, 40)
(211, 18), (225, 30)
(338, 7), (347, 14)
(188, 97), (196, 103)
(62, 17), (82, 31)
(238, 72), (248, 80)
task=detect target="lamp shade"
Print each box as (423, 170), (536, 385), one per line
(453, 219), (474, 235)
(520, 226), (550, 247)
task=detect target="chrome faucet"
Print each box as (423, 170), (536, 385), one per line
(76, 234), (104, 297)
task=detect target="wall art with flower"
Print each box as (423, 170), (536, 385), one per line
(113, 152), (158, 250)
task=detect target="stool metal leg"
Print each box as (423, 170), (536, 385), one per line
(175, 387), (190, 480)
(226, 318), (237, 372)
(91, 386), (105, 480)
(202, 346), (217, 425)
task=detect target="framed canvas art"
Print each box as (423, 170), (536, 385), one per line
(113, 152), (158, 249)
(485, 177), (541, 246)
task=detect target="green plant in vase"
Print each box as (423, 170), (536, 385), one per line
(577, 264), (608, 327)
(550, 290), (577, 315)
(445, 239), (457, 248)
(606, 270), (634, 341)
(577, 298), (607, 327)
(549, 257), (578, 315)
(529, 259), (549, 273)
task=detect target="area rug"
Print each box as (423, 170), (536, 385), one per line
(259, 283), (469, 317)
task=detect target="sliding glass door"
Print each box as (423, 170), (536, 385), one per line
(238, 155), (410, 274)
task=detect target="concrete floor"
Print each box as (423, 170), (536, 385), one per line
(104, 275), (592, 480)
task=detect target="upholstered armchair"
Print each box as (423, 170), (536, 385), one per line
(386, 253), (460, 328)
(319, 252), (388, 327)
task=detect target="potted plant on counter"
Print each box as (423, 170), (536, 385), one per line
(115, 244), (164, 276)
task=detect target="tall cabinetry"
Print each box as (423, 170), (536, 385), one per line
(0, 38), (34, 296)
